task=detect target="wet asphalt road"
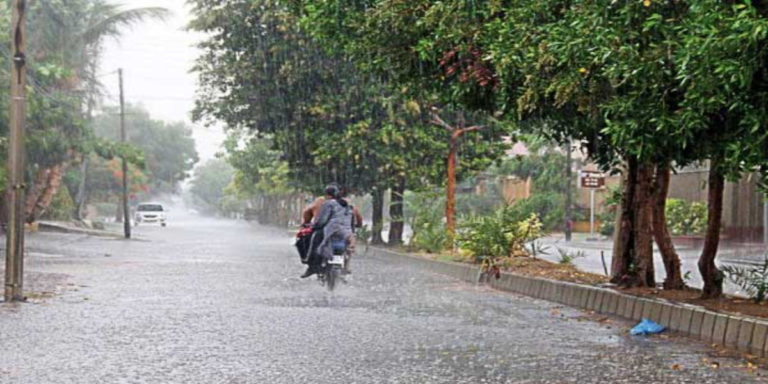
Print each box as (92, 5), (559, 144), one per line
(0, 215), (765, 383)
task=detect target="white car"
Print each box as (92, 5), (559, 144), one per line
(135, 203), (167, 227)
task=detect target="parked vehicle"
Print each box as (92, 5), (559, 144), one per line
(135, 203), (167, 227)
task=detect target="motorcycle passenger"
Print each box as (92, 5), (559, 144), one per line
(303, 184), (363, 226)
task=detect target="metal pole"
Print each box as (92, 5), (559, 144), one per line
(565, 138), (572, 242)
(118, 69), (131, 239)
(589, 189), (596, 239)
(5, 0), (27, 302)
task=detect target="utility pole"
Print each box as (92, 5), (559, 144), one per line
(118, 69), (131, 239)
(5, 0), (27, 302)
(565, 138), (573, 242)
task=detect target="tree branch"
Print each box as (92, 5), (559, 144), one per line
(430, 111), (455, 132)
(459, 125), (484, 134)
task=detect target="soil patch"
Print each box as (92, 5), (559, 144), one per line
(500, 256), (609, 285)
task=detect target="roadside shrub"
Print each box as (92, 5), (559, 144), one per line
(598, 185), (622, 237)
(722, 258), (768, 303)
(406, 191), (449, 253)
(556, 248), (586, 265)
(456, 205), (543, 264)
(411, 221), (450, 253)
(508, 192), (563, 231)
(40, 188), (75, 221)
(666, 199), (707, 236)
(598, 214), (615, 237)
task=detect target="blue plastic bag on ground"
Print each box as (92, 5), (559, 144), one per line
(630, 318), (666, 336)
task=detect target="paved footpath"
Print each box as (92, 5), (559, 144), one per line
(0, 215), (764, 383)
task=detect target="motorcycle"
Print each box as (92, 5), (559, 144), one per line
(318, 239), (347, 291)
(295, 226), (347, 291)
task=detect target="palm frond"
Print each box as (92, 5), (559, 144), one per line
(81, 5), (172, 46)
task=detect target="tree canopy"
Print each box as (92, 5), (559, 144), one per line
(93, 105), (199, 196)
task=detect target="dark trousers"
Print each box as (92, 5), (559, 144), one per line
(306, 231), (325, 270)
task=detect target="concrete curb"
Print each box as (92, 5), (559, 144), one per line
(369, 246), (768, 356)
(37, 222), (126, 239)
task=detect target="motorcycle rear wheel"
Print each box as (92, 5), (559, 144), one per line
(326, 266), (340, 291)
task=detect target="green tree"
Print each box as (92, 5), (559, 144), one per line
(92, 105), (199, 196)
(189, 159), (235, 214)
(295, 0), (768, 295)
(0, 1), (169, 223)
(189, 0), (506, 245)
(300, 0), (511, 241)
(481, 0), (768, 293)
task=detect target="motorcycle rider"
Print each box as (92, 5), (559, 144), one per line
(301, 184), (354, 278)
(301, 184), (362, 270)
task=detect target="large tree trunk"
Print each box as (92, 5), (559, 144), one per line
(652, 162), (685, 290)
(24, 164), (65, 223)
(388, 177), (406, 246)
(370, 188), (385, 245)
(633, 162), (656, 287)
(699, 158), (725, 299)
(611, 158), (637, 285)
(75, 155), (88, 220)
(33, 164), (64, 220)
(25, 167), (49, 222)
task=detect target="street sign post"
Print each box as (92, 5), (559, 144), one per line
(579, 171), (605, 241)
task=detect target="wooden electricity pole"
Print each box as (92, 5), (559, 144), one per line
(118, 69), (131, 239)
(431, 112), (483, 236)
(5, 0), (27, 302)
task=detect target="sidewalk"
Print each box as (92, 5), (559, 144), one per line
(37, 221), (125, 239)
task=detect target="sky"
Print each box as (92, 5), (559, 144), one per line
(100, 0), (225, 162)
